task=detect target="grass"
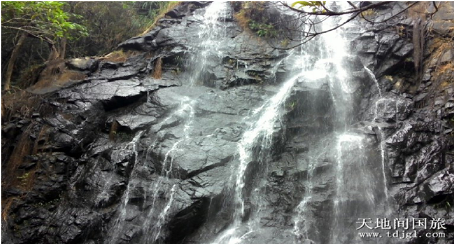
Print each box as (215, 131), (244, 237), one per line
(24, 59), (87, 93)
(152, 57), (163, 79)
(234, 8), (251, 31)
(140, 2), (181, 36)
(428, 38), (453, 88)
(102, 49), (141, 63)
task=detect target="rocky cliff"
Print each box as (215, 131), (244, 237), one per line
(1, 2), (453, 244)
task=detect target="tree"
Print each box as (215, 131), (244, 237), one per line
(1, 2), (179, 91)
(1, 1), (87, 90)
(64, 2), (177, 57)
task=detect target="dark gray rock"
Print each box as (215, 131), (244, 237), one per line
(3, 2), (454, 244)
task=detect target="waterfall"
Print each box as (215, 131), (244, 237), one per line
(142, 97), (196, 243)
(293, 142), (325, 242)
(290, 3), (393, 244)
(213, 67), (302, 244)
(141, 2), (230, 242)
(211, 19), (322, 242)
(105, 2), (395, 244)
(106, 131), (143, 244)
(372, 96), (402, 215)
(365, 66), (382, 98)
(189, 1), (230, 86)
(331, 133), (375, 244)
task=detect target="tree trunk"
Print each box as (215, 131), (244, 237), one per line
(59, 37), (67, 60)
(47, 44), (60, 61)
(4, 32), (27, 91)
(47, 38), (67, 62)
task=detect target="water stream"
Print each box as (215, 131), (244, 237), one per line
(213, 65), (303, 244)
(365, 66), (383, 98)
(189, 1), (230, 86)
(106, 131), (143, 244)
(142, 97), (196, 243)
(290, 3), (393, 244)
(105, 2), (395, 244)
(142, 2), (230, 242)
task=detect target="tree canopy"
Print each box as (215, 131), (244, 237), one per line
(1, 1), (87, 42)
(1, 1), (88, 90)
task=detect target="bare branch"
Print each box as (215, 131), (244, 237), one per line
(319, 2), (332, 14)
(347, 2), (357, 10)
(270, 11), (362, 50)
(428, 1), (440, 19)
(281, 1), (390, 16)
(2, 26), (55, 45)
(359, 2), (419, 24)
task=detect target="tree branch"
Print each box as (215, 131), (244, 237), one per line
(359, 2), (419, 24)
(281, 1), (390, 16)
(347, 2), (357, 9)
(270, 11), (362, 50)
(428, 1), (440, 19)
(2, 26), (55, 45)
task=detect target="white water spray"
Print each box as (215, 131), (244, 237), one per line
(106, 131), (143, 244)
(364, 66), (382, 97)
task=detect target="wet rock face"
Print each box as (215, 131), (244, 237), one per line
(354, 2), (454, 243)
(1, 2), (288, 244)
(2, 1), (454, 244)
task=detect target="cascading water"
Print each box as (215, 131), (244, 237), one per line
(106, 2), (395, 244)
(365, 66), (383, 98)
(142, 2), (230, 242)
(290, 3), (394, 244)
(212, 28), (321, 243)
(331, 133), (377, 244)
(106, 132), (143, 244)
(189, 1), (230, 86)
(213, 59), (303, 244)
(105, 2), (231, 243)
(142, 97), (196, 243)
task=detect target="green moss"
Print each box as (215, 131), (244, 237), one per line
(17, 172), (31, 186)
(249, 20), (277, 38)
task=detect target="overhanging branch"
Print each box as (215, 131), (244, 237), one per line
(281, 1), (390, 16)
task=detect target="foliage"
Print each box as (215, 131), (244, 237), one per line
(137, 2), (179, 21)
(1, 1), (180, 90)
(66, 1), (178, 56)
(233, 2), (279, 38)
(291, 1), (327, 12)
(66, 2), (147, 56)
(1, 1), (88, 90)
(249, 20), (277, 37)
(1, 1), (87, 41)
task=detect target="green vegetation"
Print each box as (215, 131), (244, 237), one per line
(1, 1), (179, 91)
(17, 172), (31, 187)
(140, 2), (180, 35)
(233, 2), (279, 38)
(285, 100), (297, 111)
(1, 1), (87, 39)
(291, 1), (327, 12)
(1, 1), (87, 91)
(249, 20), (277, 37)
